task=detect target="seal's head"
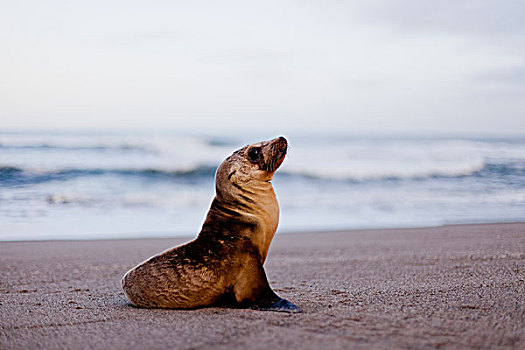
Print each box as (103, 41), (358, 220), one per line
(215, 136), (288, 198)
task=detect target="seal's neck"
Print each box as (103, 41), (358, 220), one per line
(200, 181), (279, 263)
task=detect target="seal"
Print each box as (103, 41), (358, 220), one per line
(121, 136), (300, 313)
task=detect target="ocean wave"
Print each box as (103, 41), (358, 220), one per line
(0, 132), (237, 155)
(0, 142), (156, 153)
(2, 160), (524, 187)
(0, 165), (218, 186)
(279, 160), (525, 182)
(45, 191), (213, 208)
(0, 166), (23, 181)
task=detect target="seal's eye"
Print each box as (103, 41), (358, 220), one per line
(247, 147), (261, 163)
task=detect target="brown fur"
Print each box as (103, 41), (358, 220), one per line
(121, 137), (300, 312)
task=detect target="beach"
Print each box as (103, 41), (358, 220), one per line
(1, 222), (524, 349)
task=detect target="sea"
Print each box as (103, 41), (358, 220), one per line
(1, 129), (524, 241)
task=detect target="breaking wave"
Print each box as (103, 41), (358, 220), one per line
(2, 160), (524, 187)
(0, 165), (218, 186)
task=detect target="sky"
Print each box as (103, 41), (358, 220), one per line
(1, 0), (524, 135)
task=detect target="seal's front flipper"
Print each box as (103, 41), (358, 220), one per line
(234, 253), (301, 313)
(251, 296), (302, 313)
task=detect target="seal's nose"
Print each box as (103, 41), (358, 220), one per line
(275, 136), (288, 156)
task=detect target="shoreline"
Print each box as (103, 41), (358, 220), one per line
(1, 222), (524, 349)
(2, 220), (524, 243)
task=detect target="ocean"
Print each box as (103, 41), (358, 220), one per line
(1, 130), (524, 240)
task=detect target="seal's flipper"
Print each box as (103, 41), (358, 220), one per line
(251, 296), (302, 313)
(234, 253), (301, 313)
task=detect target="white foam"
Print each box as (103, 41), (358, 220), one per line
(282, 138), (523, 180)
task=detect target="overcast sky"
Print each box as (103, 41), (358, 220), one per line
(1, 0), (524, 135)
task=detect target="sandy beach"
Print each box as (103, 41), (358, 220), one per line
(1, 222), (524, 349)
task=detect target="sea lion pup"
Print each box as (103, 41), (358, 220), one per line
(121, 136), (300, 313)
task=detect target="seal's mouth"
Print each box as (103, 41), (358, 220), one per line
(265, 136), (288, 173)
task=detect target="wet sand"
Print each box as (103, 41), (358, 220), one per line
(1, 223), (524, 349)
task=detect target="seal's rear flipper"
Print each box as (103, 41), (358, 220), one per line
(251, 297), (302, 313)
